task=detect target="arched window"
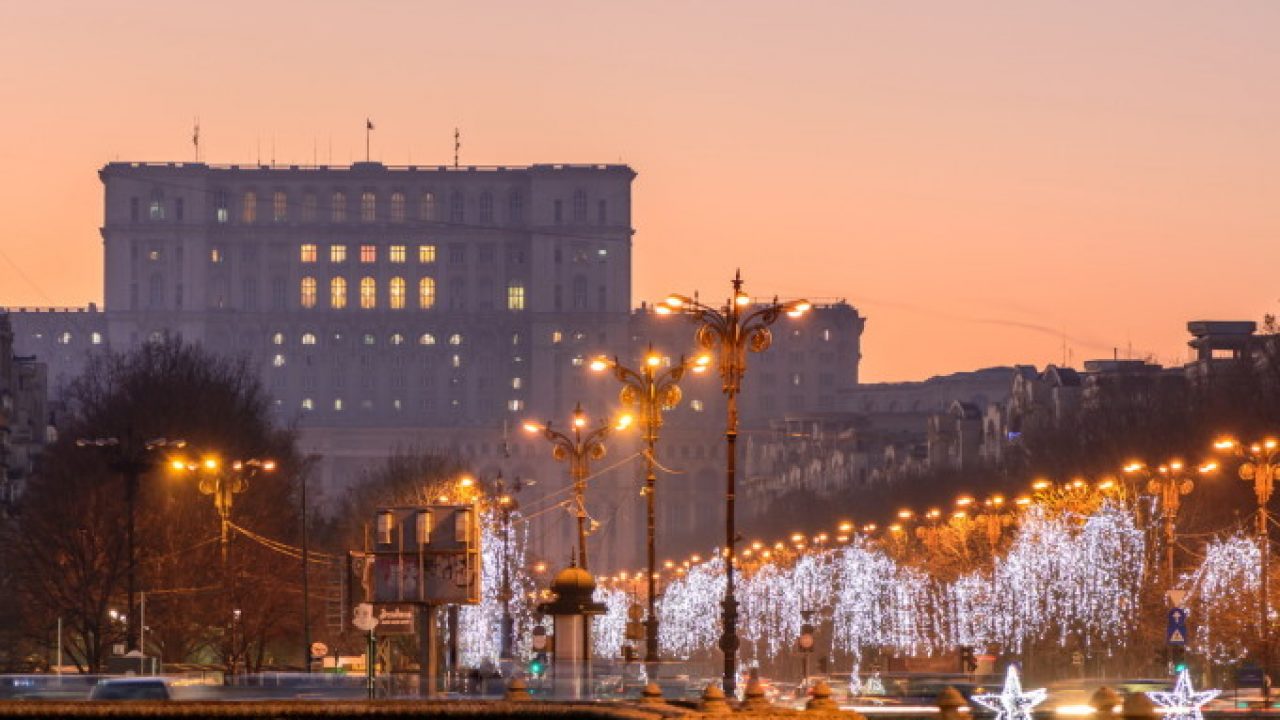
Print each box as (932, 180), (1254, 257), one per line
(300, 277), (317, 308)
(149, 190), (165, 221)
(360, 191), (376, 222)
(450, 191), (464, 222)
(360, 277), (376, 309)
(419, 333), (437, 346)
(389, 277), (406, 309)
(330, 277), (347, 309)
(273, 191), (288, 222)
(419, 277), (436, 309)
(302, 332), (317, 345)
(449, 333), (463, 346)
(331, 192), (347, 222)
(421, 192), (437, 220)
(390, 192), (406, 223)
(242, 191), (257, 223)
(508, 191), (523, 224)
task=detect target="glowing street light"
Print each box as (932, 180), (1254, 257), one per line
(524, 403), (629, 570)
(658, 270), (809, 697)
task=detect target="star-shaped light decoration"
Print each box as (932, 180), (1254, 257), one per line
(1146, 669), (1219, 720)
(972, 665), (1047, 720)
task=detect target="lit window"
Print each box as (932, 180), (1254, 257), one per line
(330, 277), (347, 309)
(390, 333), (404, 345)
(300, 277), (317, 308)
(507, 282), (525, 311)
(272, 332), (284, 345)
(419, 333), (436, 346)
(272, 354), (286, 368)
(273, 191), (288, 222)
(390, 192), (406, 222)
(360, 245), (376, 263)
(330, 244), (347, 263)
(390, 277), (406, 309)
(56, 332), (71, 345)
(691, 400), (704, 412)
(210, 247), (224, 263)
(571, 355), (584, 367)
(419, 277), (436, 309)
(451, 354), (462, 368)
(512, 332), (521, 345)
(418, 245), (436, 263)
(302, 398), (314, 411)
(302, 333), (317, 345)
(512, 377), (523, 390)
(421, 192), (437, 220)
(393, 399), (403, 411)
(551, 331), (563, 344)
(331, 192), (346, 222)
(508, 399), (524, 412)
(360, 191), (376, 222)
(360, 277), (376, 309)
(242, 192), (257, 223)
(363, 334), (376, 346)
(300, 244), (317, 263)
(148, 249), (161, 261)
(334, 398), (344, 411)
(449, 333), (463, 346)
(91, 332), (103, 345)
(302, 193), (317, 222)
(389, 245), (406, 263)
(215, 191), (229, 223)
(822, 328), (832, 342)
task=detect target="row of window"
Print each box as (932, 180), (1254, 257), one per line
(186, 188), (608, 226)
(273, 331), (489, 347)
(297, 277), (525, 310)
(296, 396), (527, 413)
(300, 243), (435, 264)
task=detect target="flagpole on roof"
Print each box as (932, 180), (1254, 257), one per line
(365, 119), (374, 162)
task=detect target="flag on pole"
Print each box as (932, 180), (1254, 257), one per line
(366, 119), (374, 130)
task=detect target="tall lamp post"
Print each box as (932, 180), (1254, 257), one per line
(491, 472), (531, 660)
(171, 455), (276, 564)
(76, 434), (186, 653)
(590, 348), (709, 679)
(658, 270), (809, 696)
(1123, 459), (1211, 590)
(1215, 436), (1279, 698)
(524, 404), (631, 571)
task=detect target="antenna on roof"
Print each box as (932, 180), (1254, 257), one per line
(192, 117), (200, 162)
(454, 128), (461, 167)
(365, 118), (374, 162)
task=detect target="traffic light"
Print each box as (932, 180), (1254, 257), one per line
(1170, 646), (1187, 673)
(530, 651), (547, 677)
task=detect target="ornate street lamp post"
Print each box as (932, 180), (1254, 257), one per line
(76, 434), (186, 653)
(1123, 459), (1212, 590)
(1215, 436), (1279, 698)
(170, 455), (276, 564)
(525, 404), (631, 571)
(590, 348), (709, 679)
(659, 270), (809, 696)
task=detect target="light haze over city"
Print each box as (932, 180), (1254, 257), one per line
(1, 0), (1277, 381)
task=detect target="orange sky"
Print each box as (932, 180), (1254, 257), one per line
(1, 1), (1277, 382)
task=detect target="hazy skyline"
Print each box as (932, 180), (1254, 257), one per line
(2, 1), (1277, 382)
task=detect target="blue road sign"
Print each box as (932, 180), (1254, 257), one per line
(1166, 608), (1188, 645)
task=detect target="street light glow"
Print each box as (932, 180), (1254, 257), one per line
(589, 357), (610, 372)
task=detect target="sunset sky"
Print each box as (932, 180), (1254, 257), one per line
(1, 1), (1277, 382)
